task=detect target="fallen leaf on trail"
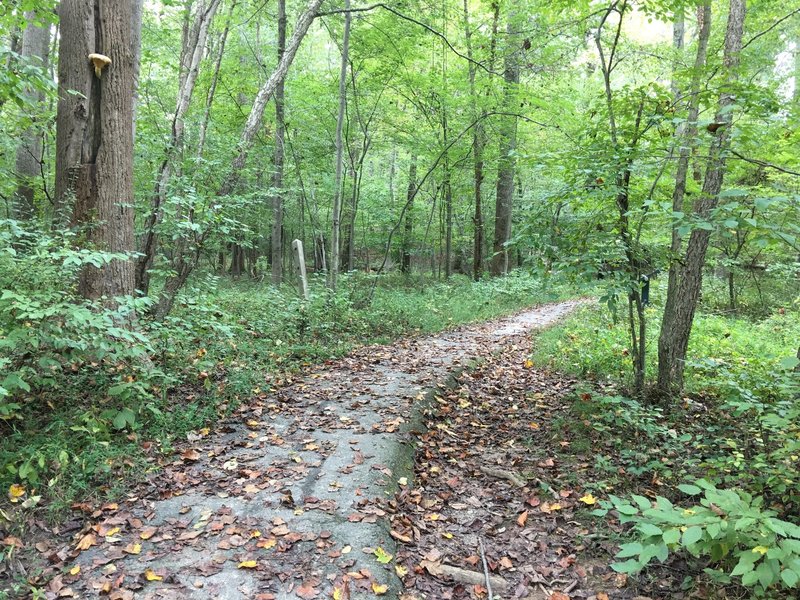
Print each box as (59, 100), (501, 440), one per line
(296, 582), (319, 598)
(238, 560), (257, 569)
(397, 477), (408, 486)
(2, 537), (22, 548)
(123, 542), (141, 555)
(257, 538), (277, 549)
(374, 547), (392, 564)
(139, 526), (158, 540)
(8, 484), (25, 501)
(395, 565), (408, 577)
(144, 569), (163, 581)
(580, 493), (597, 505)
(69, 565), (80, 575)
(597, 593), (609, 600)
(524, 359), (534, 368)
(372, 582), (388, 595)
(550, 593), (570, 600)
(75, 533), (96, 551)
(517, 510), (529, 527)
(181, 449), (200, 461)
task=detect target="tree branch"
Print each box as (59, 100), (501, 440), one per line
(730, 150), (800, 177)
(316, 3), (502, 76)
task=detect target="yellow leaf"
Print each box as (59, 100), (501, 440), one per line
(257, 538), (277, 550)
(372, 582), (388, 595)
(105, 527), (121, 538)
(524, 359), (534, 368)
(250, 530), (261, 538)
(579, 493), (597, 505)
(145, 569), (163, 581)
(123, 542), (141, 555)
(441, 532), (453, 539)
(395, 565), (408, 578)
(397, 477), (408, 486)
(752, 546), (769, 555)
(341, 545), (352, 554)
(333, 587), (343, 600)
(69, 565), (81, 576)
(238, 560), (258, 569)
(529, 422), (540, 429)
(75, 533), (96, 551)
(8, 484), (25, 502)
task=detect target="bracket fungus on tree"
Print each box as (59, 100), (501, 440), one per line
(88, 53), (111, 78)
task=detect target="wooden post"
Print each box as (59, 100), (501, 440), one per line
(292, 239), (309, 300)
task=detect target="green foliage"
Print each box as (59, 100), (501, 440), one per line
(593, 481), (800, 596)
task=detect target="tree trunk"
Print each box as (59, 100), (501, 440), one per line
(328, 0), (351, 291)
(657, 0), (746, 396)
(271, 0), (287, 286)
(13, 11), (51, 221)
(57, 0), (137, 301)
(401, 156), (417, 274)
(463, 0), (485, 282)
(491, 14), (519, 277)
(660, 1), (712, 363)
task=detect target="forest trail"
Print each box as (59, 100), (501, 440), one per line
(45, 300), (583, 600)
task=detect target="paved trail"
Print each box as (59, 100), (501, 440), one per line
(52, 300), (582, 600)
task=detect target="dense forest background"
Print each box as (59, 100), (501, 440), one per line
(1, 0), (800, 597)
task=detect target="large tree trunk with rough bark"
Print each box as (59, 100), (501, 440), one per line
(13, 11), (51, 221)
(657, 0), (746, 396)
(56, 0), (137, 301)
(271, 0), (288, 285)
(491, 15), (519, 277)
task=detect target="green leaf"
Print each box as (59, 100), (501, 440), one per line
(638, 523), (663, 537)
(616, 542), (643, 558)
(663, 528), (681, 545)
(683, 526), (703, 546)
(611, 559), (643, 573)
(781, 569), (799, 588)
(678, 484), (702, 496)
(779, 356), (800, 371)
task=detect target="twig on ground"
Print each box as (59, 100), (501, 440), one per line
(420, 560), (510, 592)
(479, 464), (527, 488)
(479, 537), (494, 600)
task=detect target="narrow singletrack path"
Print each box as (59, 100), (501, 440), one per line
(41, 300), (583, 600)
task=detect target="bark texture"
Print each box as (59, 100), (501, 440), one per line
(56, 0), (137, 301)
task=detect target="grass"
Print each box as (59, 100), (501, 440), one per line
(532, 277), (800, 393)
(0, 270), (573, 518)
